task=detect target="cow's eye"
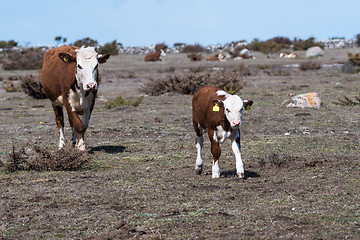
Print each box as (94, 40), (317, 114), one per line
(226, 108), (230, 113)
(77, 64), (82, 69)
(94, 64), (98, 71)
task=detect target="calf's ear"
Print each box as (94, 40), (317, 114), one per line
(243, 100), (253, 111)
(58, 53), (76, 63)
(212, 99), (224, 108)
(98, 54), (110, 64)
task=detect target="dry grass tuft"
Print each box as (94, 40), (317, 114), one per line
(299, 61), (321, 71)
(140, 70), (246, 96)
(20, 74), (47, 99)
(2, 144), (91, 172)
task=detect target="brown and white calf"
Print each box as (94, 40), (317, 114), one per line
(206, 53), (226, 61)
(192, 86), (253, 178)
(144, 49), (166, 61)
(41, 45), (110, 150)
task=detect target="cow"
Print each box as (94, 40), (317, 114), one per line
(144, 49), (166, 61)
(206, 53), (226, 61)
(279, 52), (298, 58)
(41, 45), (110, 150)
(192, 86), (253, 179)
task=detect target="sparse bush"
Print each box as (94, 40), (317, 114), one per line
(333, 95), (360, 106)
(105, 95), (144, 109)
(155, 43), (168, 52)
(187, 53), (202, 61)
(3, 144), (91, 172)
(140, 70), (245, 96)
(73, 37), (99, 47)
(99, 40), (121, 55)
(1, 48), (45, 70)
(299, 61), (321, 71)
(251, 38), (285, 54)
(181, 44), (205, 53)
(0, 40), (17, 49)
(293, 37), (323, 50)
(20, 74), (47, 99)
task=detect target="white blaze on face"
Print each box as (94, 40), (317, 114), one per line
(75, 47), (99, 91)
(217, 90), (244, 128)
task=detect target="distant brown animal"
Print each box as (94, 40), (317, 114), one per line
(144, 49), (166, 61)
(192, 86), (253, 178)
(348, 53), (360, 66)
(41, 45), (110, 150)
(206, 53), (225, 61)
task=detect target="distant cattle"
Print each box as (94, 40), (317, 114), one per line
(192, 86), (253, 178)
(279, 52), (298, 58)
(234, 48), (254, 60)
(41, 46), (110, 150)
(144, 49), (166, 61)
(206, 53), (226, 61)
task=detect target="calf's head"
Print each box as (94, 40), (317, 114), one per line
(215, 91), (253, 128)
(59, 46), (110, 92)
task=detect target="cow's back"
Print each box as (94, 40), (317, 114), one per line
(41, 46), (79, 101)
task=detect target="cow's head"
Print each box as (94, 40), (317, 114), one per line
(59, 46), (110, 92)
(215, 90), (253, 128)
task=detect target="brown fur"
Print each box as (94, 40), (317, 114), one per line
(41, 45), (109, 148)
(144, 51), (162, 61)
(192, 86), (232, 166)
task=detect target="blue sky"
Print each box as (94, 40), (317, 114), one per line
(1, 0), (360, 47)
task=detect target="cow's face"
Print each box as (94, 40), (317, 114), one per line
(221, 95), (253, 128)
(59, 46), (110, 92)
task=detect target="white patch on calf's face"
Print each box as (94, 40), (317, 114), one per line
(75, 47), (99, 92)
(223, 95), (244, 128)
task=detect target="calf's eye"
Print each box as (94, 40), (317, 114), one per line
(226, 108), (230, 113)
(77, 64), (82, 69)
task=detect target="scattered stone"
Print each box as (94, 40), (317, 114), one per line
(286, 93), (321, 108)
(306, 46), (323, 58)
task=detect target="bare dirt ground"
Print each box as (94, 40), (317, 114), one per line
(0, 49), (359, 239)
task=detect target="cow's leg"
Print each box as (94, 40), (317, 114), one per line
(231, 129), (245, 178)
(63, 101), (86, 151)
(208, 129), (221, 178)
(51, 104), (65, 149)
(193, 121), (204, 174)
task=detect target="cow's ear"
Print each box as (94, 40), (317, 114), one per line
(98, 54), (110, 64)
(243, 100), (253, 111)
(212, 99), (224, 108)
(58, 53), (76, 63)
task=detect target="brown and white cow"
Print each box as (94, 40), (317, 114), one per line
(144, 49), (166, 61)
(41, 45), (110, 150)
(192, 86), (253, 178)
(206, 53), (226, 61)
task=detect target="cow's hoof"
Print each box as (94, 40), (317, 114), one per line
(237, 172), (245, 179)
(195, 165), (203, 175)
(212, 173), (220, 179)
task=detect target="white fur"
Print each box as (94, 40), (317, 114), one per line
(231, 130), (244, 178)
(216, 90), (229, 97)
(75, 47), (99, 91)
(212, 160), (220, 178)
(213, 125), (231, 143)
(223, 95), (244, 128)
(58, 127), (65, 149)
(195, 135), (204, 172)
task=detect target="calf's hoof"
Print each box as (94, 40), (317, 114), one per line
(212, 172), (220, 179)
(195, 165), (203, 175)
(237, 172), (245, 179)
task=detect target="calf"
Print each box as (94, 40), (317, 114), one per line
(206, 53), (226, 61)
(144, 49), (166, 61)
(192, 86), (253, 178)
(41, 46), (110, 150)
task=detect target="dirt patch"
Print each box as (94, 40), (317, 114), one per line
(0, 50), (359, 239)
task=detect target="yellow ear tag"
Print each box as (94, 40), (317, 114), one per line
(245, 105), (251, 111)
(213, 103), (220, 112)
(63, 56), (69, 62)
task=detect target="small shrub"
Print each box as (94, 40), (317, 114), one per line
(99, 40), (121, 55)
(333, 95), (360, 106)
(73, 37), (99, 47)
(1, 48), (45, 70)
(20, 74), (47, 99)
(293, 37), (324, 50)
(105, 95), (144, 109)
(140, 70), (245, 96)
(155, 43), (168, 52)
(3, 144), (91, 172)
(299, 61), (321, 71)
(181, 44), (205, 53)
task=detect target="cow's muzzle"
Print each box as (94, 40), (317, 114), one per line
(232, 121), (241, 127)
(85, 83), (97, 92)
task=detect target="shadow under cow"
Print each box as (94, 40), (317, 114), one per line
(221, 170), (261, 179)
(89, 145), (126, 154)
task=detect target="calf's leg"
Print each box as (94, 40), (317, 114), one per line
(231, 129), (245, 178)
(208, 129), (221, 178)
(63, 100), (86, 151)
(195, 135), (204, 174)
